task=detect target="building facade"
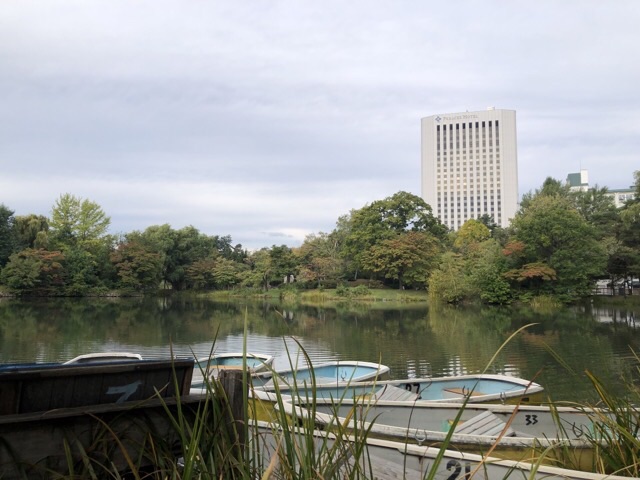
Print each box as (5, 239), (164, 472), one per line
(421, 108), (519, 231)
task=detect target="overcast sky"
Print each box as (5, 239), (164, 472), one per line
(1, 1), (639, 250)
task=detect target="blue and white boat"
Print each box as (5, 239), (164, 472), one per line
(253, 360), (391, 390)
(256, 373), (543, 404)
(191, 352), (275, 387)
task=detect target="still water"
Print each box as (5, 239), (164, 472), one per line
(0, 296), (638, 403)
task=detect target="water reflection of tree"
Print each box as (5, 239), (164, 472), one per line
(1, 297), (639, 403)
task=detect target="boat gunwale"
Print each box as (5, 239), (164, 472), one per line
(253, 360), (391, 381)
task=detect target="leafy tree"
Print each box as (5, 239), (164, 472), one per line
(269, 245), (299, 285)
(110, 241), (163, 292)
(0, 204), (16, 268)
(63, 247), (101, 295)
(453, 219), (491, 252)
(14, 214), (49, 250)
(296, 232), (344, 288)
(427, 252), (472, 303)
(510, 194), (606, 300)
(604, 242), (640, 287)
(618, 199), (640, 249)
(504, 262), (557, 285)
(361, 231), (440, 289)
(214, 235), (248, 263)
(243, 249), (272, 290)
(519, 177), (570, 210)
(213, 257), (247, 289)
(133, 225), (219, 290)
(477, 214), (498, 231)
(338, 191), (446, 278)
(465, 239), (512, 305)
(630, 170), (640, 205)
(49, 194), (111, 248)
(185, 257), (217, 290)
(0, 249), (65, 294)
(570, 186), (618, 237)
(615, 203), (640, 280)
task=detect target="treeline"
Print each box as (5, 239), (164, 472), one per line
(0, 172), (639, 304)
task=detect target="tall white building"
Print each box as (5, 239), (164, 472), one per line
(421, 108), (519, 231)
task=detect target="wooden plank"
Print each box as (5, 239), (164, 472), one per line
(375, 385), (420, 402)
(454, 410), (515, 437)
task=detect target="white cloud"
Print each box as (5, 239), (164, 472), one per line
(1, 0), (639, 249)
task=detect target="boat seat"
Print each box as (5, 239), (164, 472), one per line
(373, 385), (421, 402)
(443, 387), (485, 397)
(453, 410), (516, 437)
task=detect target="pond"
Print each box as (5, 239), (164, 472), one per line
(0, 296), (638, 403)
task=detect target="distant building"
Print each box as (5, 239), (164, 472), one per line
(607, 188), (636, 208)
(566, 170), (589, 191)
(566, 169), (635, 207)
(421, 108), (518, 230)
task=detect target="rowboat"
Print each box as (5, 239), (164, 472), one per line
(253, 360), (391, 390)
(254, 373), (543, 404)
(190, 352), (274, 387)
(389, 374), (544, 404)
(266, 392), (601, 469)
(63, 352), (143, 364)
(249, 419), (628, 480)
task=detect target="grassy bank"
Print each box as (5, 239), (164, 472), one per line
(205, 286), (429, 307)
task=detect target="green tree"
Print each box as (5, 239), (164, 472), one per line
(296, 232), (344, 288)
(361, 231), (440, 289)
(63, 247), (101, 295)
(0, 249), (65, 294)
(243, 249), (272, 290)
(0, 204), (16, 268)
(110, 241), (163, 292)
(519, 177), (570, 210)
(184, 257), (217, 290)
(510, 194), (606, 300)
(49, 194), (111, 248)
(213, 257), (247, 289)
(427, 252), (473, 303)
(269, 245), (299, 285)
(133, 225), (219, 291)
(630, 170), (640, 205)
(570, 186), (618, 237)
(465, 239), (512, 305)
(338, 191), (446, 278)
(14, 214), (49, 250)
(453, 219), (491, 252)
